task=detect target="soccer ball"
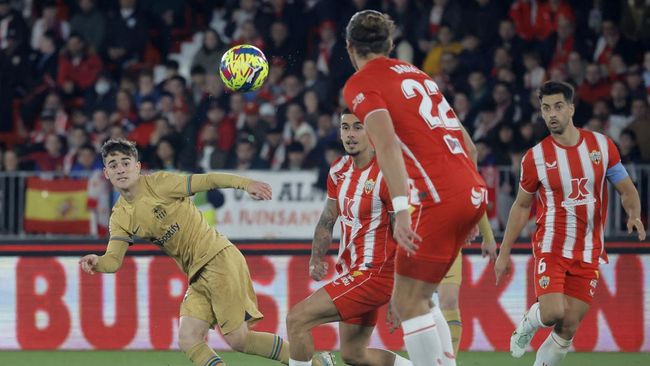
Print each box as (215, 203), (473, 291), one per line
(219, 44), (269, 92)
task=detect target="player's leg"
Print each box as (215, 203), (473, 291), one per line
(438, 251), (462, 355)
(179, 285), (226, 365)
(179, 315), (225, 366)
(339, 321), (412, 366)
(286, 287), (340, 365)
(511, 255), (569, 358)
(534, 264), (597, 366)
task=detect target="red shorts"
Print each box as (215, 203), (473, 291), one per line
(323, 269), (393, 326)
(533, 254), (600, 304)
(396, 186), (486, 283)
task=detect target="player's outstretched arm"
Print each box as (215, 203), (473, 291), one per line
(79, 241), (129, 275)
(309, 199), (337, 281)
(190, 173), (272, 200)
(365, 110), (421, 254)
(614, 177), (646, 241)
(495, 188), (533, 284)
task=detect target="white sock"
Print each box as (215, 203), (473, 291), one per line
(431, 306), (456, 366)
(391, 352), (413, 366)
(402, 313), (443, 366)
(533, 331), (571, 366)
(289, 359), (312, 366)
(522, 302), (549, 333)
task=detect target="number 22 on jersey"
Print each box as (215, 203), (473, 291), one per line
(401, 79), (465, 156)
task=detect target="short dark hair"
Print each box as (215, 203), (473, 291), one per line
(538, 81), (574, 103)
(101, 138), (138, 162)
(341, 107), (352, 116)
(346, 10), (395, 57)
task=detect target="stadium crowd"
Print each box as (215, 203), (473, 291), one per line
(0, 0), (648, 191)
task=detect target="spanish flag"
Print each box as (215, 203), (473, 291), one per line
(24, 178), (90, 234)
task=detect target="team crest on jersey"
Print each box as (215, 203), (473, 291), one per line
(539, 275), (550, 289)
(589, 150), (602, 165)
(364, 179), (376, 194)
(153, 205), (167, 220)
(351, 92), (365, 112)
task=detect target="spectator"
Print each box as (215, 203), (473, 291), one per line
(606, 80), (631, 142)
(422, 26), (462, 77)
(315, 113), (338, 150)
(28, 31), (59, 88)
(534, 0), (574, 41)
(134, 70), (160, 107)
(620, 0), (650, 42)
(30, 109), (60, 145)
(259, 126), (285, 170)
(103, 0), (149, 71)
(302, 59), (329, 106)
(197, 123), (228, 171)
(618, 129), (644, 164)
(626, 65), (645, 99)
(128, 98), (158, 147)
(240, 102), (268, 148)
(189, 65), (206, 106)
(523, 51), (547, 91)
(83, 71), (117, 115)
(69, 143), (102, 175)
(191, 28), (226, 76)
(466, 70), (490, 111)
(164, 75), (194, 115)
(57, 33), (102, 98)
(295, 123), (320, 169)
(231, 20), (264, 50)
(282, 141), (307, 171)
(626, 98), (650, 161)
(541, 15), (589, 70)
(63, 126), (90, 174)
(282, 103), (308, 144)
(265, 21), (302, 74)
(70, 0), (106, 52)
(593, 20), (636, 66)
(578, 63), (611, 105)
(314, 140), (344, 191)
(89, 108), (110, 148)
(150, 137), (178, 171)
(226, 137), (268, 170)
(2, 148), (19, 172)
(140, 116), (175, 163)
(607, 53), (628, 81)
(423, 0), (463, 39)
(566, 51), (585, 85)
(509, 0), (536, 41)
(31, 0), (69, 50)
(110, 89), (137, 130)
(311, 20), (337, 76)
(32, 133), (65, 173)
(0, 0), (30, 50)
(453, 92), (471, 123)
(458, 33), (488, 74)
(495, 19), (525, 66)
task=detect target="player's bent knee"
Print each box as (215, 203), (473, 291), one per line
(286, 307), (311, 333)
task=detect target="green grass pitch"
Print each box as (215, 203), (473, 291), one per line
(0, 351), (648, 366)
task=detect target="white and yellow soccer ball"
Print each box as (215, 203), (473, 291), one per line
(219, 44), (269, 92)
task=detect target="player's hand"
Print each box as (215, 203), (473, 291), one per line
(482, 236), (498, 262)
(393, 210), (421, 255)
(627, 217), (646, 241)
(79, 254), (99, 275)
(386, 302), (401, 333)
(309, 258), (328, 281)
(494, 251), (511, 285)
(247, 181), (272, 200)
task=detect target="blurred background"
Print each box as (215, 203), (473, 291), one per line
(0, 0), (649, 357)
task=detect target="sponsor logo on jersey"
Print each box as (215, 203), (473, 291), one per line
(562, 177), (596, 208)
(545, 161), (557, 169)
(470, 187), (487, 208)
(153, 205), (167, 221)
(152, 223), (180, 246)
(539, 275), (550, 289)
(590, 279), (598, 288)
(364, 179), (376, 194)
(351, 92), (365, 112)
(333, 272), (362, 287)
(589, 150), (602, 165)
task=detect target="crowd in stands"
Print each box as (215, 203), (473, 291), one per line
(0, 0), (648, 196)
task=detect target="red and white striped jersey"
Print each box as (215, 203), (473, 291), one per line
(520, 129), (622, 265)
(327, 155), (396, 275)
(342, 56), (485, 204)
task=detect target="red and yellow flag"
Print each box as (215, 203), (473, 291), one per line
(24, 178), (90, 234)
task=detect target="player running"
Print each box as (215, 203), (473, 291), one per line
(495, 81), (646, 366)
(79, 139), (333, 366)
(287, 110), (413, 366)
(342, 10), (489, 366)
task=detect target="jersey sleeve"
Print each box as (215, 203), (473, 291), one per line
(150, 171), (192, 199)
(326, 170), (337, 200)
(109, 210), (133, 244)
(606, 136), (622, 168)
(343, 76), (388, 123)
(519, 149), (539, 194)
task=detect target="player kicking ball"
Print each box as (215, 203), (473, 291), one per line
(495, 81), (646, 366)
(79, 139), (333, 366)
(286, 110), (412, 366)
